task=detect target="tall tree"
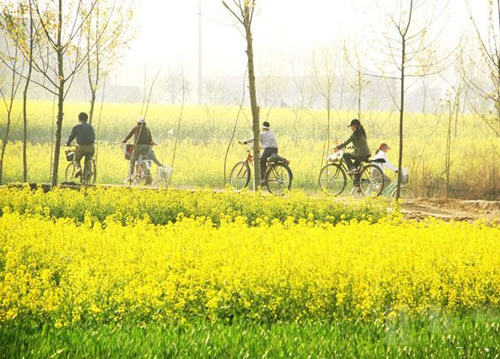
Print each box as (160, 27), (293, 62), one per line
(367, 0), (448, 198)
(0, 0), (102, 185)
(221, 0), (262, 189)
(2, 1), (37, 182)
(28, 0), (99, 186)
(0, 4), (25, 184)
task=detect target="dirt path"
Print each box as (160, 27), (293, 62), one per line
(400, 198), (500, 223)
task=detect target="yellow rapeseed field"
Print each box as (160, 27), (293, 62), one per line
(1, 209), (499, 326)
(1, 101), (499, 197)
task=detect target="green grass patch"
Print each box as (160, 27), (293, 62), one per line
(1, 313), (500, 358)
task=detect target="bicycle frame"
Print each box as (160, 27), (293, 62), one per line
(381, 177), (410, 196)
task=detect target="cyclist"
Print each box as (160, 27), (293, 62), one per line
(372, 143), (397, 189)
(259, 121), (279, 184)
(122, 117), (155, 180)
(65, 112), (95, 178)
(334, 119), (371, 174)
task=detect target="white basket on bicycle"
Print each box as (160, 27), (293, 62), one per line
(327, 151), (343, 162)
(400, 167), (409, 184)
(158, 165), (172, 180)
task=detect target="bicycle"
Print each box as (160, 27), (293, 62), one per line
(229, 140), (293, 194)
(124, 145), (153, 186)
(64, 146), (96, 185)
(382, 168), (416, 199)
(318, 148), (384, 197)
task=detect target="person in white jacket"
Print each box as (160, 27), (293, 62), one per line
(372, 143), (397, 189)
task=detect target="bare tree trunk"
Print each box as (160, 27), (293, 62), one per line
(445, 104), (452, 198)
(87, 5), (100, 125)
(396, 40), (406, 200)
(357, 73), (362, 120)
(245, 21), (261, 189)
(51, 0), (64, 187)
(22, 1), (34, 183)
(0, 109), (12, 185)
(22, 70), (32, 183)
(22, 64), (33, 183)
(52, 82), (65, 187)
(326, 92), (331, 152)
(89, 88), (96, 124)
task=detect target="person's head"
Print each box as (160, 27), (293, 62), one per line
(348, 119), (361, 132)
(261, 121), (270, 131)
(137, 117), (146, 126)
(78, 112), (89, 123)
(348, 119), (366, 138)
(379, 143), (390, 152)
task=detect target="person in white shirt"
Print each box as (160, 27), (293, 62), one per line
(259, 121), (278, 183)
(372, 143), (397, 189)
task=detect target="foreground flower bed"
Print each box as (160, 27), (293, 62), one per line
(0, 187), (388, 226)
(0, 212), (499, 327)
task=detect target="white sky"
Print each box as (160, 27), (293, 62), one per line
(113, 0), (482, 87)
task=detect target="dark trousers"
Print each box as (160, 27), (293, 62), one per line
(343, 153), (369, 171)
(261, 147), (278, 180)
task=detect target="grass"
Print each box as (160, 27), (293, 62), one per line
(1, 313), (500, 358)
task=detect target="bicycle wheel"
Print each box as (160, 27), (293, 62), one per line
(391, 185), (416, 199)
(230, 161), (251, 191)
(82, 159), (96, 185)
(65, 162), (78, 183)
(318, 163), (347, 196)
(266, 163), (292, 194)
(359, 164), (384, 197)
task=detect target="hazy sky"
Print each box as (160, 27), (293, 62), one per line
(114, 0), (479, 87)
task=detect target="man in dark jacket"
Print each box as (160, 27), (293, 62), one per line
(122, 117), (154, 180)
(66, 112), (95, 177)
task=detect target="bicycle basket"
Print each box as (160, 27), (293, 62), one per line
(327, 152), (342, 162)
(124, 144), (134, 160)
(65, 150), (75, 162)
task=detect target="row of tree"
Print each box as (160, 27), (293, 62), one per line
(0, 0), (133, 186)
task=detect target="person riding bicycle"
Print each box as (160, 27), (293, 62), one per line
(372, 143), (397, 190)
(240, 121), (279, 184)
(259, 121), (279, 183)
(65, 112), (95, 178)
(122, 117), (155, 180)
(334, 119), (371, 174)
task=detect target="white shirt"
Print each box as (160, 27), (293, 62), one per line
(260, 130), (278, 149)
(373, 150), (397, 172)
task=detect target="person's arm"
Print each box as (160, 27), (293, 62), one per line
(66, 126), (77, 146)
(384, 153), (398, 172)
(148, 128), (154, 145)
(90, 126), (96, 144)
(336, 133), (355, 150)
(122, 127), (135, 143)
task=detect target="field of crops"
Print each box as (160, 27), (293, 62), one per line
(1, 100), (500, 198)
(1, 187), (500, 357)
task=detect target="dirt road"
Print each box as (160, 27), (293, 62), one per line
(400, 198), (500, 223)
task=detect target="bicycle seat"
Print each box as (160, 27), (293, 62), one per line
(370, 158), (386, 163)
(267, 153), (287, 163)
